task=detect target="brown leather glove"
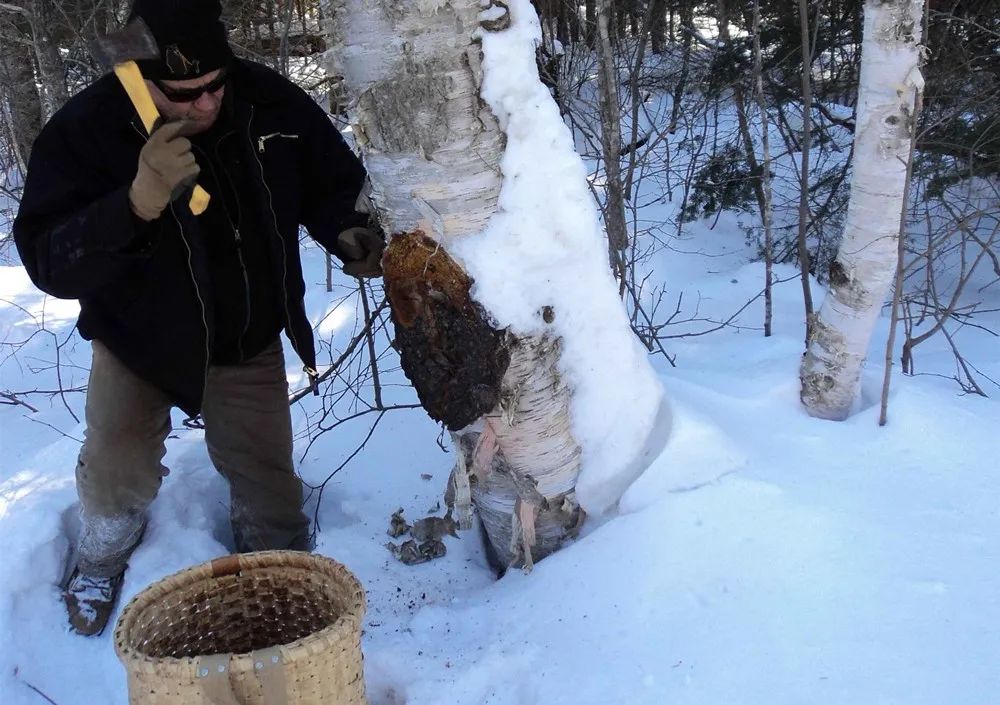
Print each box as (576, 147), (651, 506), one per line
(129, 120), (200, 222)
(337, 227), (385, 278)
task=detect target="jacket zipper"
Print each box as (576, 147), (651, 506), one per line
(257, 132), (299, 152)
(132, 119), (211, 403)
(248, 107), (318, 393)
(171, 206), (212, 402)
(211, 133), (252, 363)
(232, 229), (252, 363)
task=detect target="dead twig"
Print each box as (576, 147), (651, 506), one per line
(304, 409), (387, 536)
(360, 281), (383, 409)
(14, 665), (60, 704)
(1, 390), (39, 412)
(24, 415), (82, 444)
(288, 297), (389, 404)
(657, 274), (800, 340)
(19, 680), (60, 705)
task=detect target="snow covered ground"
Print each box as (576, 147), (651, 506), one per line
(2, 210), (998, 703)
(1, 8), (998, 695)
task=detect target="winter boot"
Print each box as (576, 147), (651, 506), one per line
(63, 568), (125, 636)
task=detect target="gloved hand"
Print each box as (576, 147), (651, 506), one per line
(337, 226), (385, 278)
(129, 120), (200, 222)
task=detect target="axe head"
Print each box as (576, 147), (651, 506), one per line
(91, 18), (159, 71)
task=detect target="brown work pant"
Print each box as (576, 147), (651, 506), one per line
(74, 339), (311, 578)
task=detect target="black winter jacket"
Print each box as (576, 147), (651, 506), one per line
(13, 60), (367, 414)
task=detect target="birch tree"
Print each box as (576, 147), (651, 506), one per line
(325, 0), (666, 571)
(800, 0), (925, 421)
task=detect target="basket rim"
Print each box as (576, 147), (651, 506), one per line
(113, 550), (365, 674)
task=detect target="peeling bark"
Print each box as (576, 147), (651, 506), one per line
(382, 231), (585, 571)
(328, 0), (585, 573)
(456, 336), (584, 572)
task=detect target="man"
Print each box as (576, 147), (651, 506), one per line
(13, 0), (384, 636)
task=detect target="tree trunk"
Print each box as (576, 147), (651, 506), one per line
(715, 0), (768, 230)
(326, 0), (664, 572)
(751, 0), (774, 338)
(27, 2), (69, 121)
(650, 0), (667, 55)
(0, 30), (42, 171)
(325, 0), (504, 237)
(796, 0), (816, 340)
(556, 0), (569, 46)
(596, 0), (628, 282)
(585, 0), (596, 45)
(799, 0), (925, 421)
(568, 0), (581, 43)
(668, 2), (693, 132)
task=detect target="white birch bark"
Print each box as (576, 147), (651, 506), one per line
(325, 0), (504, 241)
(799, 0), (925, 421)
(26, 5), (68, 121)
(325, 0), (588, 570)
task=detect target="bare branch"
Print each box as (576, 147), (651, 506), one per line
(0, 3), (29, 16)
(1, 390), (39, 412)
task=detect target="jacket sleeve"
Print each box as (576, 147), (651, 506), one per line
(298, 97), (369, 261)
(12, 116), (159, 300)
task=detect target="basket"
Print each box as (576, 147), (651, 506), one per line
(114, 551), (367, 705)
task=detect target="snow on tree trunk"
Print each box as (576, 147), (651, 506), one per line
(326, 0), (666, 572)
(799, 0), (924, 421)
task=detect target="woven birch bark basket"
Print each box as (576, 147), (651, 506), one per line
(113, 551), (367, 705)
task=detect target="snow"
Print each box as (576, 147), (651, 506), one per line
(2, 21), (1000, 705)
(3, 204), (1000, 702)
(478, 5), (508, 23)
(462, 0), (665, 515)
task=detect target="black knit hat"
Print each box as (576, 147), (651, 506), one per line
(128, 0), (233, 80)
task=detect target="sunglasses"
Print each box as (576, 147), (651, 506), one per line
(154, 71), (228, 103)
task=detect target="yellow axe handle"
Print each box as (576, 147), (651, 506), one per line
(113, 61), (211, 216)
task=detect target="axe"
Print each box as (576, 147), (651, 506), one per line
(92, 18), (210, 216)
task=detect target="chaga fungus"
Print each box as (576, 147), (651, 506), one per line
(383, 231), (510, 430)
